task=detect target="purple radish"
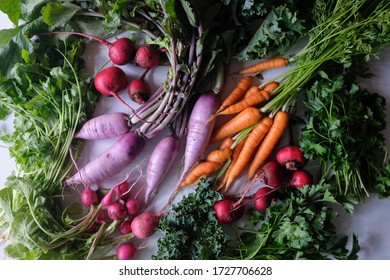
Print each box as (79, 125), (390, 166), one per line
(80, 187), (99, 207)
(276, 145), (307, 171)
(107, 201), (127, 220)
(134, 44), (161, 69)
(33, 31), (135, 65)
(177, 92), (220, 186)
(116, 242), (137, 260)
(100, 187), (119, 206)
(128, 78), (151, 104)
(119, 220), (133, 235)
(144, 135), (180, 205)
(125, 199), (141, 215)
(290, 169), (313, 188)
(253, 187), (273, 212)
(65, 131), (145, 186)
(258, 161), (286, 187)
(130, 211), (162, 239)
(73, 112), (130, 140)
(213, 197), (245, 224)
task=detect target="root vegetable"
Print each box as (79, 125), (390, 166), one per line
(213, 197), (245, 224)
(80, 188), (99, 207)
(131, 211), (162, 239)
(134, 44), (161, 69)
(73, 112), (130, 140)
(290, 169), (313, 188)
(116, 242), (137, 260)
(119, 220), (133, 235)
(276, 145), (307, 170)
(253, 186), (272, 212)
(128, 78), (151, 104)
(258, 161), (286, 187)
(107, 201), (127, 220)
(125, 199), (141, 215)
(65, 131), (145, 186)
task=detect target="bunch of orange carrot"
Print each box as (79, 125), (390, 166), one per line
(180, 57), (291, 192)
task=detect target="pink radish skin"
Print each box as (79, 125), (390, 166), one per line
(128, 78), (152, 104)
(134, 44), (161, 69)
(100, 187), (119, 206)
(80, 188), (98, 206)
(107, 201), (127, 220)
(130, 212), (161, 239)
(34, 31), (135, 65)
(65, 131), (145, 186)
(95, 210), (108, 224)
(116, 242), (137, 260)
(115, 181), (132, 201)
(73, 112), (130, 140)
(177, 92), (220, 185)
(253, 187), (272, 212)
(119, 220), (133, 235)
(290, 169), (313, 188)
(276, 145), (307, 171)
(125, 199), (141, 215)
(213, 198), (244, 224)
(144, 135), (180, 204)
(258, 161), (286, 187)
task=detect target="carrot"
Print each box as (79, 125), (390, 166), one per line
(261, 81), (279, 93)
(224, 116), (274, 189)
(210, 107), (262, 143)
(206, 148), (232, 163)
(180, 161), (223, 187)
(218, 87), (270, 116)
(239, 57), (289, 75)
(247, 111), (289, 179)
(217, 137), (247, 192)
(217, 76), (253, 113)
(219, 137), (234, 150)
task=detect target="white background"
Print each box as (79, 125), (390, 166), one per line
(1, 11), (390, 260)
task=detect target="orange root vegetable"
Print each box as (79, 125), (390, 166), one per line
(239, 57), (289, 75)
(261, 81), (279, 93)
(210, 107), (262, 143)
(224, 116), (274, 189)
(180, 161), (223, 188)
(219, 137), (234, 149)
(218, 87), (270, 116)
(217, 76), (253, 113)
(206, 148), (232, 163)
(247, 111), (289, 179)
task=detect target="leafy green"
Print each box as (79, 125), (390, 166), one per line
(152, 180), (230, 260)
(0, 0), (21, 26)
(41, 2), (81, 27)
(299, 69), (390, 205)
(224, 181), (359, 260)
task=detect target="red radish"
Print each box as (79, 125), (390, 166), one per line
(125, 199), (141, 215)
(65, 131), (145, 186)
(290, 169), (313, 188)
(95, 209), (108, 224)
(144, 135), (180, 205)
(213, 197), (245, 224)
(276, 145), (307, 170)
(107, 201), (127, 220)
(134, 44), (161, 69)
(115, 181), (132, 201)
(177, 92), (220, 186)
(119, 220), (133, 235)
(258, 161), (286, 187)
(100, 187), (119, 206)
(130, 211), (162, 239)
(73, 112), (130, 140)
(128, 77), (152, 104)
(116, 242), (137, 260)
(33, 31), (135, 65)
(80, 187), (98, 206)
(253, 187), (273, 212)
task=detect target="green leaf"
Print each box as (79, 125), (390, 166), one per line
(180, 0), (197, 27)
(0, 26), (23, 48)
(0, 0), (21, 26)
(41, 2), (80, 27)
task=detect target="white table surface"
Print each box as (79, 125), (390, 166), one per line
(1, 11), (390, 260)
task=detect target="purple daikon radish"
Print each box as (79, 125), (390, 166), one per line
(65, 131), (145, 186)
(144, 135), (180, 205)
(74, 112), (130, 140)
(177, 92), (220, 185)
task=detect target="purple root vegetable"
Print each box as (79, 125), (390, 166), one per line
(65, 131), (145, 186)
(276, 145), (307, 171)
(94, 66), (129, 104)
(177, 92), (220, 186)
(290, 169), (313, 188)
(73, 112), (130, 140)
(134, 44), (161, 69)
(213, 197), (245, 224)
(80, 187), (99, 207)
(107, 201), (127, 220)
(144, 135), (180, 205)
(128, 78), (152, 104)
(125, 199), (141, 215)
(116, 242), (137, 260)
(253, 187), (273, 212)
(258, 161), (286, 187)
(130, 211), (162, 239)
(119, 220), (133, 235)
(33, 31), (135, 65)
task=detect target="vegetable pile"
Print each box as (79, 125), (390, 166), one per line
(0, 0), (390, 260)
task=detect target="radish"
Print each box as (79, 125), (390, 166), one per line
(73, 112), (130, 140)
(128, 76), (152, 104)
(100, 187), (119, 206)
(144, 135), (180, 205)
(119, 220), (133, 235)
(107, 201), (127, 220)
(116, 242), (137, 260)
(276, 145), (307, 171)
(290, 169), (313, 188)
(134, 44), (161, 69)
(125, 199), (141, 215)
(65, 131), (145, 186)
(213, 197), (245, 224)
(115, 181), (132, 201)
(258, 161), (286, 187)
(33, 31), (135, 65)
(253, 187), (273, 212)
(95, 209), (108, 224)
(130, 211), (162, 239)
(80, 187), (99, 207)
(177, 92), (220, 186)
